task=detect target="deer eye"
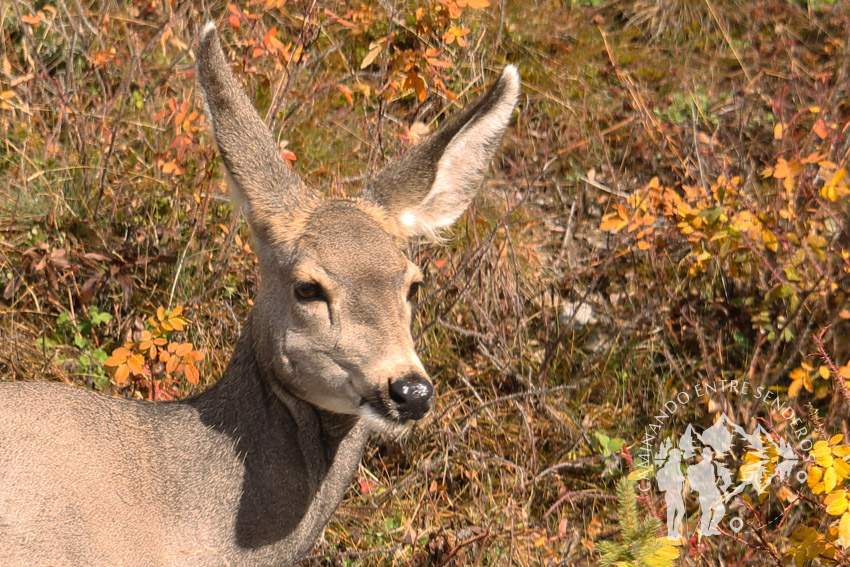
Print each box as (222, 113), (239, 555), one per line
(407, 281), (423, 303)
(294, 282), (326, 302)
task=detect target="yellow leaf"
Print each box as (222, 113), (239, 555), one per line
(826, 491), (848, 516)
(762, 229), (778, 252)
(820, 366), (831, 379)
(817, 453), (835, 468)
(825, 467), (838, 493)
(627, 468), (652, 481)
(803, 372), (813, 393)
(840, 365), (850, 379)
(774, 123), (783, 140)
(834, 458), (850, 480)
(813, 441), (831, 458)
(788, 378), (803, 398)
(840, 512), (850, 548)
(533, 534), (547, 548)
(834, 445), (850, 458)
(831, 434), (845, 445)
(157, 306), (166, 321)
(789, 367), (808, 381)
(809, 467), (823, 491)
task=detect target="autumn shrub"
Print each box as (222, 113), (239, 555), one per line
(597, 58), (850, 565)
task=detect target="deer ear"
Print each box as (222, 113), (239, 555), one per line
(196, 22), (313, 244)
(361, 66), (520, 238)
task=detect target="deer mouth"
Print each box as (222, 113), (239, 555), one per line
(359, 393), (403, 423)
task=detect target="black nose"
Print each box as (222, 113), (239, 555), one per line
(388, 374), (434, 421)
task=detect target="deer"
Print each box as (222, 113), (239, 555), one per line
(0, 22), (519, 567)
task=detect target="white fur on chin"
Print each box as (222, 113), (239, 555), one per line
(359, 404), (411, 436)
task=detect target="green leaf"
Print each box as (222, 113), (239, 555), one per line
(35, 336), (57, 350)
(57, 311), (72, 327)
(91, 310), (113, 327)
(783, 265), (803, 282)
(766, 283), (793, 304)
(73, 333), (88, 349)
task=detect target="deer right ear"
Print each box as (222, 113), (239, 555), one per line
(196, 23), (313, 244)
(361, 66), (519, 239)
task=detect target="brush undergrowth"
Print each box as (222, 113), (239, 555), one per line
(2, 0), (850, 565)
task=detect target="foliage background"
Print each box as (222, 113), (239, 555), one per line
(2, 0), (850, 565)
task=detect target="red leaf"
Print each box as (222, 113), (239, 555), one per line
(79, 275), (101, 305)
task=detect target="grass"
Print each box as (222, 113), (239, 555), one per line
(3, 0), (850, 565)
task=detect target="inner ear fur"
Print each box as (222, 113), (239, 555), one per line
(360, 66), (520, 238)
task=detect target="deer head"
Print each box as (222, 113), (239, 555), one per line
(197, 23), (519, 433)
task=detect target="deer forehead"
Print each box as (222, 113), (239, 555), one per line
(290, 200), (411, 288)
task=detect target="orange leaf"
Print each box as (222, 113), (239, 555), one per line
(184, 364), (199, 386)
(175, 343), (193, 357)
(21, 13), (42, 26)
(166, 354), (180, 374)
(104, 347), (131, 367)
(337, 84), (354, 105)
(115, 364), (130, 385)
(184, 350), (205, 364)
(404, 70), (427, 102)
(127, 354), (145, 375)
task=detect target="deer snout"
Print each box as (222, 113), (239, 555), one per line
(388, 374), (433, 421)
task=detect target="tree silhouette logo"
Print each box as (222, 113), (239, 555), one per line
(653, 413), (804, 539)
(635, 380), (812, 540)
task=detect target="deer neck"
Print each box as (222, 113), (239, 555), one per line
(186, 313), (370, 562)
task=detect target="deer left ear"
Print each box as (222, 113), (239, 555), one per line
(361, 66), (520, 238)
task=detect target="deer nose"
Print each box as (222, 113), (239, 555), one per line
(388, 374), (433, 421)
